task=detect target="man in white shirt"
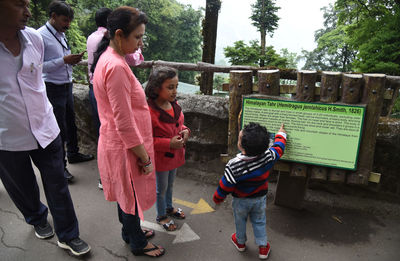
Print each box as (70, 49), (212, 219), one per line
(0, 0), (90, 256)
(38, 0), (94, 181)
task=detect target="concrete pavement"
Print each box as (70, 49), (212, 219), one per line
(1, 160), (400, 261)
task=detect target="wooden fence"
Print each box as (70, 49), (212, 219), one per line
(227, 69), (400, 209)
(79, 59), (400, 208)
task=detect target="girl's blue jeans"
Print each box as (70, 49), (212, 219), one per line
(232, 195), (268, 246)
(156, 169), (177, 218)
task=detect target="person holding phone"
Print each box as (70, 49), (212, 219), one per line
(38, 1), (94, 182)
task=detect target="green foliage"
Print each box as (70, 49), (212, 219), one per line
(29, 0), (52, 28)
(123, 0), (203, 83)
(27, 0), (203, 84)
(250, 0), (280, 35)
(213, 74), (227, 90)
(301, 4), (356, 72)
(279, 48), (299, 69)
(335, 0), (400, 75)
(392, 95), (400, 114)
(250, 0), (280, 66)
(305, 0), (400, 75)
(223, 40), (291, 68)
(66, 21), (88, 82)
(224, 40), (261, 66)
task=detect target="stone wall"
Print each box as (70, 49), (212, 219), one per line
(374, 118), (400, 196)
(73, 83), (400, 197)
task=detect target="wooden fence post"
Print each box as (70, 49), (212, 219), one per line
(292, 71), (317, 178)
(347, 74), (386, 185)
(320, 71), (342, 103)
(312, 71), (342, 181)
(295, 70), (317, 102)
(325, 74), (363, 183)
(275, 70), (317, 209)
(341, 74), (363, 104)
(258, 69), (280, 96)
(228, 70), (253, 156)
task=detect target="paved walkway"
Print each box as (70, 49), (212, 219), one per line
(1, 160), (400, 260)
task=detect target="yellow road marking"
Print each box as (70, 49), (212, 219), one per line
(173, 197), (215, 214)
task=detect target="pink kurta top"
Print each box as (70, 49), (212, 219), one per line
(93, 47), (155, 218)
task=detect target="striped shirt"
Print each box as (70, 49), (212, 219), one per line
(213, 132), (286, 202)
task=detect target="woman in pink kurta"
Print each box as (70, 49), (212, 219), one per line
(92, 7), (164, 257)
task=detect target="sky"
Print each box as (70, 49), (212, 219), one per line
(177, 0), (335, 66)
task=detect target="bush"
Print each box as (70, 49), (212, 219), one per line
(392, 91), (400, 114)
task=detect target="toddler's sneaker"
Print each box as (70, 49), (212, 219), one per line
(231, 233), (246, 251)
(259, 242), (271, 259)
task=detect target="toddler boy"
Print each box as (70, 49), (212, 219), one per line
(213, 122), (286, 259)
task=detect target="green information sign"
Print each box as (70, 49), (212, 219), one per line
(242, 97), (366, 170)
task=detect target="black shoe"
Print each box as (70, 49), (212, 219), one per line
(58, 238), (91, 256)
(64, 168), (74, 181)
(34, 221), (54, 239)
(67, 153), (94, 164)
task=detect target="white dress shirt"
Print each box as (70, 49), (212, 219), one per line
(0, 27), (60, 151)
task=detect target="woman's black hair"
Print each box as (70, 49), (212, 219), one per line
(145, 66), (178, 100)
(91, 6), (148, 74)
(241, 122), (270, 156)
(48, 0), (74, 20)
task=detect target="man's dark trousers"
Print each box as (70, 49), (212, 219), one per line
(45, 82), (79, 167)
(0, 135), (79, 242)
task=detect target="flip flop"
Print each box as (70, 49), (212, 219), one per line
(167, 207), (185, 219)
(142, 228), (155, 239)
(156, 216), (177, 231)
(133, 244), (166, 257)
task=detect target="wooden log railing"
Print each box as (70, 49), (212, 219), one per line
(77, 59), (400, 209)
(229, 70), (397, 209)
(78, 59), (400, 118)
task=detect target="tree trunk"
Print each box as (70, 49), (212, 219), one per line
(260, 30), (266, 67)
(259, 0), (266, 67)
(200, 0), (221, 95)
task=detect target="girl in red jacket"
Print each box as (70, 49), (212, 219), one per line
(145, 66), (190, 231)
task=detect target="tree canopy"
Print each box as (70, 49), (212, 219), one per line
(302, 0), (400, 75)
(250, 0), (280, 67)
(224, 40), (290, 68)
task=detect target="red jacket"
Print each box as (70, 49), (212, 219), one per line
(148, 100), (190, 172)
